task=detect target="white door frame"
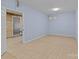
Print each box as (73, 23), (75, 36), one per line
(6, 8), (24, 42)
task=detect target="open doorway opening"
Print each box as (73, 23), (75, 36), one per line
(6, 9), (24, 42)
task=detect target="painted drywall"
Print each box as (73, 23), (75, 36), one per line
(1, 6), (7, 55)
(74, 11), (78, 39)
(1, 0), (77, 55)
(48, 11), (77, 38)
(1, 0), (48, 55)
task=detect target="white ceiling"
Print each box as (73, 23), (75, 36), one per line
(21, 0), (77, 15)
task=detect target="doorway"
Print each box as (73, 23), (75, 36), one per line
(6, 9), (23, 40)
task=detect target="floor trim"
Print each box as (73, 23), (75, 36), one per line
(1, 49), (7, 56)
(23, 34), (47, 43)
(47, 34), (77, 39)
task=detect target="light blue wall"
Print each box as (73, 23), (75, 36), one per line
(1, 0), (48, 54)
(1, 7), (7, 55)
(22, 6), (48, 41)
(74, 11), (78, 39)
(1, 0), (77, 55)
(49, 12), (77, 38)
(2, 0), (48, 41)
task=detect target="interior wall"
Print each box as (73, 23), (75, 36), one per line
(1, 0), (48, 55)
(48, 11), (77, 38)
(74, 11), (78, 39)
(1, 6), (7, 55)
(1, 0), (77, 55)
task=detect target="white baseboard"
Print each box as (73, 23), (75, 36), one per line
(23, 34), (47, 43)
(1, 48), (7, 55)
(32, 34), (46, 40)
(47, 33), (76, 38)
(23, 33), (77, 43)
(48, 33), (78, 41)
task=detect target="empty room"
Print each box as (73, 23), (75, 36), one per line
(1, 0), (78, 59)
